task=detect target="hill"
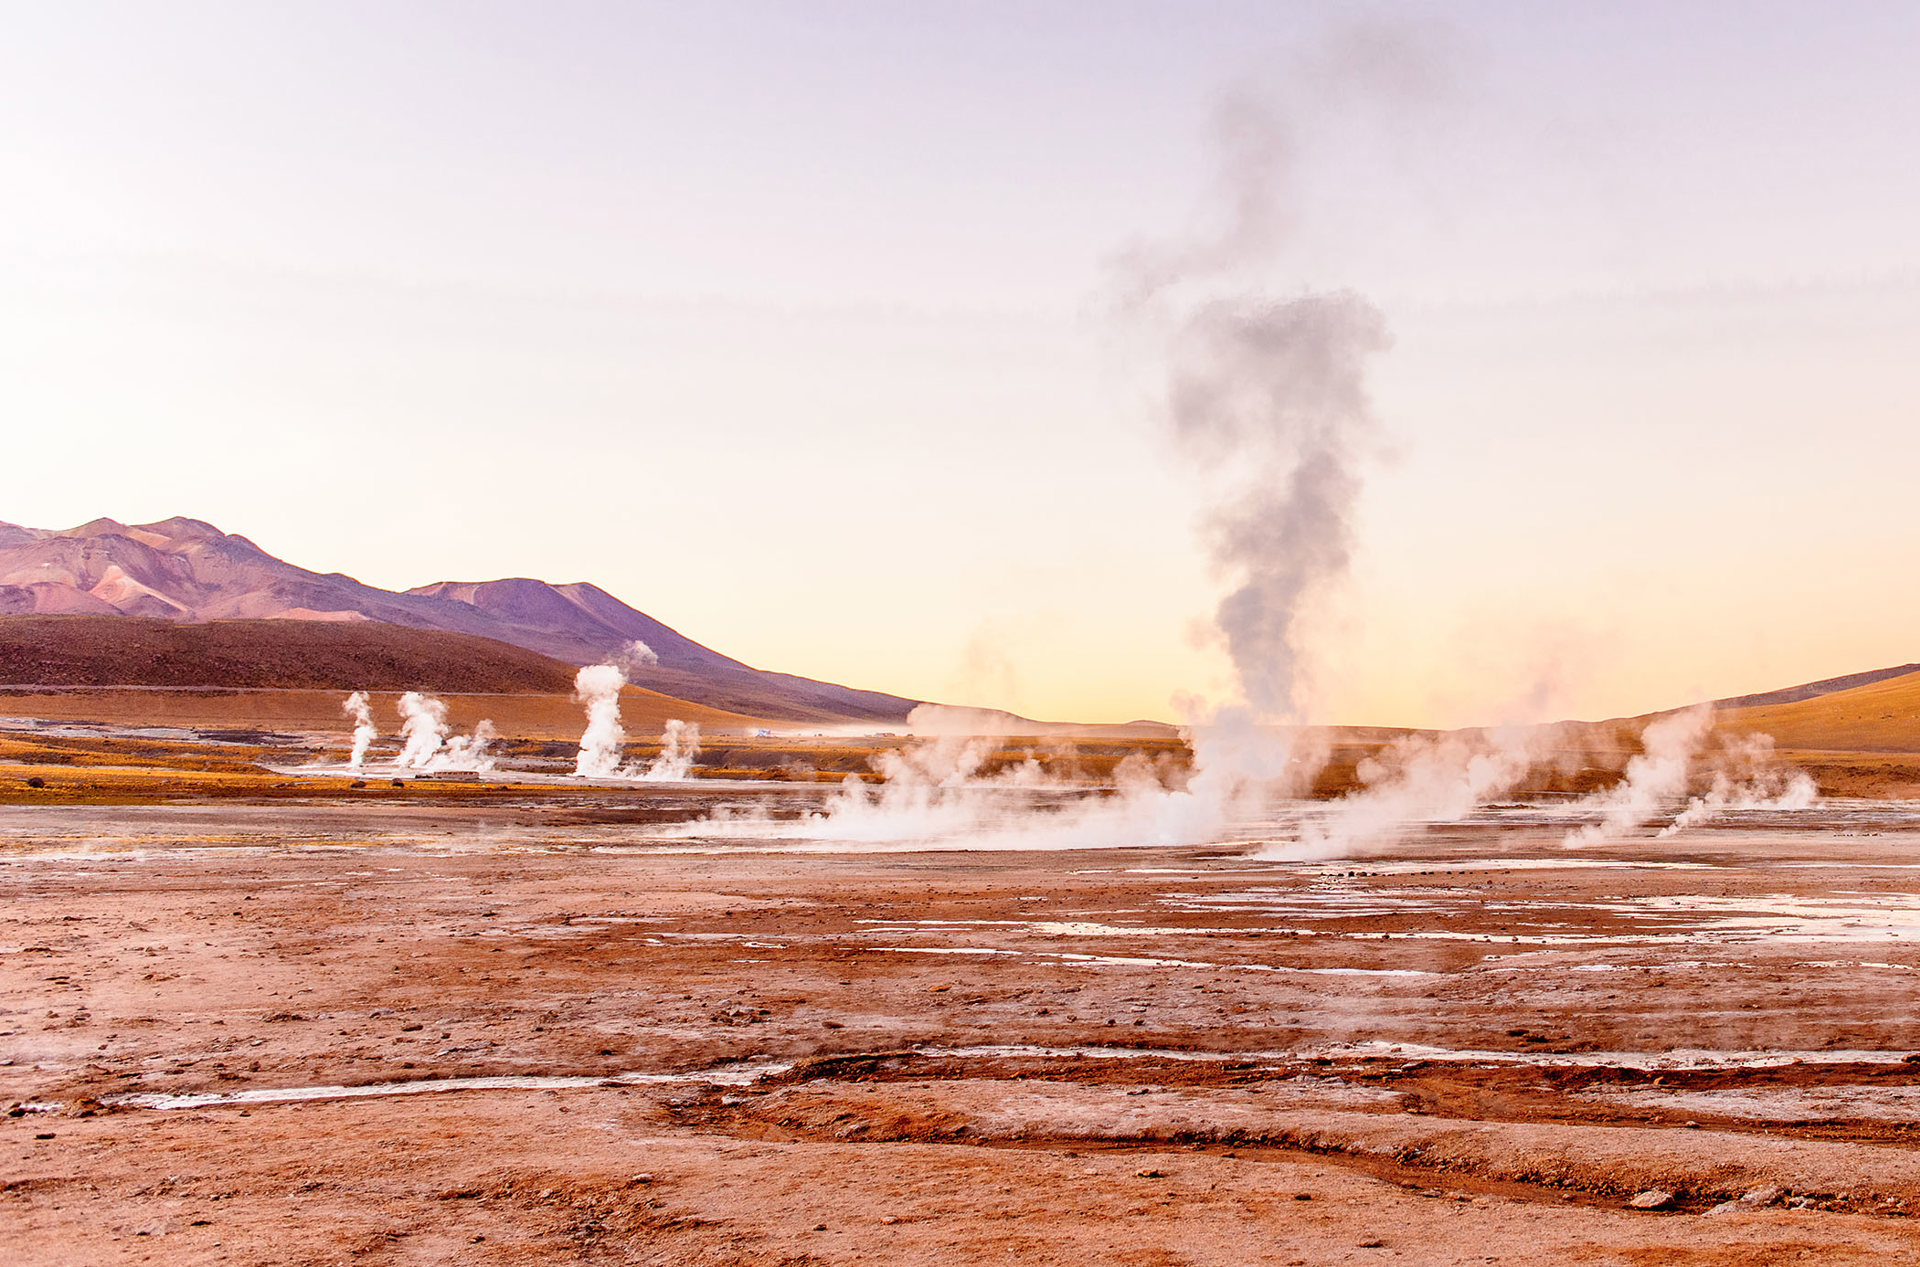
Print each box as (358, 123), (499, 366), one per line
(0, 516), (918, 722)
(0, 615), (584, 694)
(406, 577), (918, 722)
(1713, 663), (1920, 710)
(1716, 665), (1920, 753)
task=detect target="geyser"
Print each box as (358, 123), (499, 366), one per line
(573, 664), (628, 778)
(394, 691), (450, 770)
(342, 690), (377, 770)
(645, 719), (700, 781)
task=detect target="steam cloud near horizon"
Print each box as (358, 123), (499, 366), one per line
(1565, 706), (1817, 845)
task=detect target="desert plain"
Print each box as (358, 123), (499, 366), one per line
(7, 711), (1920, 1265)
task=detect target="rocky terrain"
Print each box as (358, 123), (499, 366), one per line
(6, 777), (1920, 1263)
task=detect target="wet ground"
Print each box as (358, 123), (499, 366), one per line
(8, 794), (1920, 1263)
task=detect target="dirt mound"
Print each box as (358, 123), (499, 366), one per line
(0, 615), (581, 693)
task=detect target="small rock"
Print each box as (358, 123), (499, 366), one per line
(1629, 1190), (1675, 1210)
(1136, 1169), (1165, 1179)
(629, 1174), (654, 1186)
(879, 1215), (899, 1225)
(1740, 1185), (1784, 1207)
(813, 1223), (828, 1231)
(1705, 1200), (1743, 1216)
(1294, 1193), (1314, 1201)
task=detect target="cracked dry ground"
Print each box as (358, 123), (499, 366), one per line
(7, 802), (1920, 1263)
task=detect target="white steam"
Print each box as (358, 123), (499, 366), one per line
(390, 691), (496, 773)
(1164, 294), (1391, 723)
(675, 42), (1435, 852)
(437, 718), (498, 773)
(1566, 707), (1816, 844)
(1563, 706), (1713, 845)
(1091, 34), (1446, 845)
(1293, 724), (1566, 856)
(643, 719), (700, 781)
(573, 664), (628, 778)
(690, 705), (1280, 850)
(1660, 732), (1817, 834)
(570, 661), (701, 781)
(342, 690), (377, 770)
(616, 640), (659, 673)
(394, 691), (450, 770)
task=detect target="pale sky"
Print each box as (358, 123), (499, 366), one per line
(4, 2), (1918, 727)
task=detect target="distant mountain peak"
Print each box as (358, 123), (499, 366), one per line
(61, 516), (132, 538)
(0, 514), (917, 722)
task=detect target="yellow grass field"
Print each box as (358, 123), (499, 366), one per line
(1717, 668), (1920, 752)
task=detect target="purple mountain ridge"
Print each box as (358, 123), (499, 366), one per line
(0, 517), (916, 722)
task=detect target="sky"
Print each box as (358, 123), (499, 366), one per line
(3, 1), (1918, 728)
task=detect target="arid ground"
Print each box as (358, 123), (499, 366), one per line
(8, 762), (1920, 1264)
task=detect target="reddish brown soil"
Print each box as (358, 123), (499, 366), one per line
(7, 789), (1920, 1262)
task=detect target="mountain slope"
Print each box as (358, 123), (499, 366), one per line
(1713, 663), (1920, 710)
(407, 578), (921, 722)
(1717, 666), (1920, 752)
(0, 517), (917, 722)
(0, 615), (583, 693)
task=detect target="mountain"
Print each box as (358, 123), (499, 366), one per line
(0, 614), (581, 694)
(403, 578), (917, 722)
(0, 517), (917, 722)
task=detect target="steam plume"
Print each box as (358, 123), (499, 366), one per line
(644, 719), (701, 781)
(1565, 707), (1815, 844)
(438, 718), (498, 773)
(1165, 293), (1391, 722)
(572, 664), (628, 778)
(1104, 41), (1431, 839)
(1660, 732), (1817, 834)
(394, 691), (450, 770)
(342, 690), (376, 770)
(1299, 724), (1565, 855)
(1562, 707), (1712, 844)
(616, 640), (658, 672)
(676, 28), (1442, 853)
